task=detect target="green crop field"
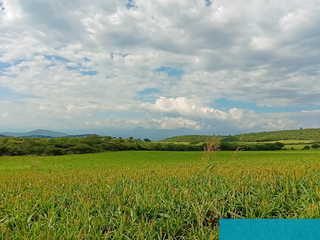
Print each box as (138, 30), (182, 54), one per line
(1, 150), (320, 239)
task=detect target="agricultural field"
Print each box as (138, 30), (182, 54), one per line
(245, 140), (315, 145)
(1, 150), (320, 239)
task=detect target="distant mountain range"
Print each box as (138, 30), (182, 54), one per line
(0, 129), (69, 138)
(0, 127), (212, 141)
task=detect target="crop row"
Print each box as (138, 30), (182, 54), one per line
(1, 162), (320, 239)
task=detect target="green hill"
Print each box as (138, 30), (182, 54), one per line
(159, 135), (215, 143)
(238, 128), (320, 142)
(160, 128), (320, 143)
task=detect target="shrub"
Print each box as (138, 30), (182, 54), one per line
(220, 142), (237, 151)
(101, 142), (119, 151)
(44, 146), (64, 156)
(67, 144), (95, 154)
(274, 142), (285, 149)
(189, 140), (200, 145)
(0, 146), (9, 156)
(303, 146), (311, 150)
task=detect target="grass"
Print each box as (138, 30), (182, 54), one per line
(1, 150), (320, 239)
(245, 140), (316, 144)
(0, 152), (203, 173)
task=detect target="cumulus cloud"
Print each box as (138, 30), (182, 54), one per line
(141, 97), (244, 120)
(140, 96), (299, 131)
(83, 116), (202, 130)
(0, 0), (320, 136)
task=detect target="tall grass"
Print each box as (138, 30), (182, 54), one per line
(0, 143), (320, 239)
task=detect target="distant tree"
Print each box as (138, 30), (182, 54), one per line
(0, 146), (9, 156)
(44, 146), (64, 156)
(101, 142), (118, 151)
(82, 134), (102, 146)
(311, 144), (320, 150)
(274, 142), (284, 149)
(164, 143), (176, 151)
(189, 140), (200, 145)
(143, 138), (151, 142)
(303, 145), (310, 150)
(67, 144), (95, 154)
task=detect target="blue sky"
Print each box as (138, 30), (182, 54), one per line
(214, 98), (320, 114)
(156, 66), (184, 79)
(1, 0), (320, 139)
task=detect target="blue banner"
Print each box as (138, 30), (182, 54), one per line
(220, 219), (320, 240)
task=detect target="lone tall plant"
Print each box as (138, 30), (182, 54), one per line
(231, 135), (244, 161)
(202, 135), (221, 172)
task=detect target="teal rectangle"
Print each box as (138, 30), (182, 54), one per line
(220, 219), (320, 240)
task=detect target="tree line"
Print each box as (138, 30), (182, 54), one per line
(0, 135), (205, 156)
(0, 134), (296, 157)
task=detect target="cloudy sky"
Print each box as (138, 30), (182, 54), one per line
(1, 0), (320, 140)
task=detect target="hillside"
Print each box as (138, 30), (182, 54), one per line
(0, 129), (68, 138)
(159, 135), (219, 142)
(238, 128), (320, 142)
(160, 128), (320, 142)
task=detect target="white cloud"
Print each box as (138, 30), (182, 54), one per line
(83, 116), (202, 130)
(0, 0), (320, 136)
(154, 117), (201, 130)
(141, 97), (244, 120)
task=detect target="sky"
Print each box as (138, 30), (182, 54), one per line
(1, 0), (320, 140)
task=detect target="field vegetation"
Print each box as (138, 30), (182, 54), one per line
(1, 146), (320, 239)
(1, 128), (319, 158)
(0, 135), (205, 157)
(0, 135), (298, 158)
(159, 135), (214, 143)
(161, 128), (320, 143)
(238, 128), (320, 142)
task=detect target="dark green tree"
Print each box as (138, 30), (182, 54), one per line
(303, 145), (311, 150)
(311, 144), (320, 150)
